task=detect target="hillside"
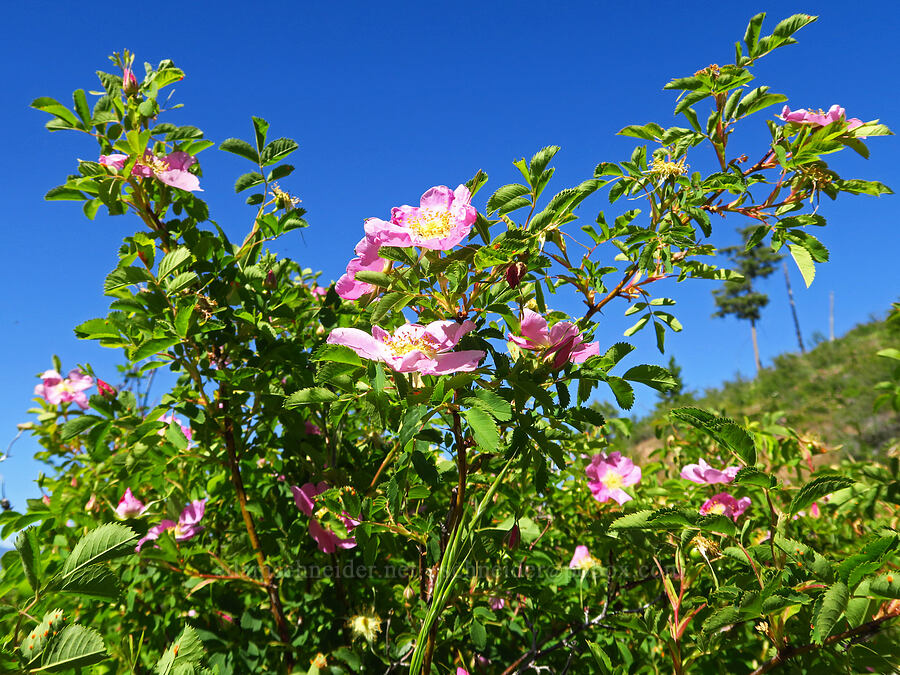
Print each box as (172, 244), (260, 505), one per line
(632, 310), (900, 457)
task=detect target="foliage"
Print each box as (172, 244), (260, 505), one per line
(1, 17), (898, 675)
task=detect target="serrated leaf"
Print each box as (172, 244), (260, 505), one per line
(156, 625), (205, 675)
(58, 566), (119, 599)
(622, 364), (676, 392)
(609, 510), (653, 529)
(370, 292), (412, 323)
(463, 407), (500, 451)
(606, 376), (634, 410)
(16, 528), (41, 592)
(284, 387), (338, 407)
(219, 138), (259, 163)
(132, 337), (180, 362)
(469, 620), (487, 651)
(59, 415), (102, 441)
(486, 183), (530, 215)
(260, 138), (298, 166)
(789, 475), (854, 515)
(234, 172), (264, 193)
(733, 467), (776, 488)
(586, 642), (613, 674)
(33, 624), (106, 672)
(702, 606), (743, 634)
(353, 270), (391, 287)
(788, 243), (815, 287)
(311, 344), (363, 367)
(398, 405), (428, 448)
(158, 247), (192, 278)
(870, 573), (900, 599)
(811, 581), (848, 644)
(59, 524), (136, 581)
(468, 390), (512, 422)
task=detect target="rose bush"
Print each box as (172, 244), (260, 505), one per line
(0, 15), (898, 675)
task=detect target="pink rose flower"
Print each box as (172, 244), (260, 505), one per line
(699, 492), (751, 521)
(136, 499), (206, 551)
(365, 184), (477, 251)
(585, 452), (641, 505)
(327, 320), (484, 375)
(457, 669), (470, 675)
(569, 545), (596, 569)
(508, 309), (600, 369)
(115, 488), (147, 519)
(680, 459), (740, 485)
(99, 151), (202, 192)
(779, 104), (863, 130)
(305, 421), (322, 436)
(34, 368), (94, 410)
(336, 234), (389, 300)
(291, 482), (357, 553)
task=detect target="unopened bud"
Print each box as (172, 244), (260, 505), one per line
(97, 378), (116, 399)
(264, 270), (277, 289)
(505, 523), (521, 550)
(505, 262), (528, 288)
(122, 67), (139, 96)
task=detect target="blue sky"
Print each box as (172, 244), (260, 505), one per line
(1, 1), (897, 514)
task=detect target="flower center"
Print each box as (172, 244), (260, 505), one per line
(707, 502), (727, 516)
(649, 157), (688, 180)
(602, 472), (624, 491)
(576, 554), (598, 570)
(384, 332), (440, 358)
(58, 381), (75, 394)
(406, 208), (454, 240)
(145, 156), (171, 174)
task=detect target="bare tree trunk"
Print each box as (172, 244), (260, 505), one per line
(783, 263), (805, 353)
(751, 319), (761, 374)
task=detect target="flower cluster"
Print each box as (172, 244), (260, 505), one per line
(34, 369), (94, 410)
(100, 150), (202, 192)
(291, 482), (358, 553)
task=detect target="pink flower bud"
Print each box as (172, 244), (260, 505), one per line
(122, 67), (139, 95)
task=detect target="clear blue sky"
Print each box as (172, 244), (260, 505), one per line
(1, 1), (897, 514)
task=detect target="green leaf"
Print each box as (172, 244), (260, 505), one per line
(467, 390), (512, 422)
(59, 415), (102, 441)
(486, 183), (531, 215)
(166, 271), (198, 294)
(370, 292), (412, 323)
(469, 620), (487, 651)
(587, 642), (613, 674)
(622, 364), (676, 392)
(870, 573), (900, 599)
(743, 13), (765, 54)
(260, 138), (299, 166)
(733, 467), (776, 489)
(772, 13), (817, 40)
(72, 89), (91, 126)
(606, 377), (634, 410)
(529, 145), (560, 179)
(617, 123), (664, 141)
(58, 566), (119, 599)
(15, 528), (41, 592)
(59, 524), (136, 582)
(45, 186), (88, 201)
(789, 475), (854, 515)
(34, 624), (106, 672)
(284, 387), (338, 407)
(398, 405), (428, 448)
(219, 138), (259, 163)
(701, 606), (743, 634)
(31, 96), (81, 128)
(788, 243), (816, 287)
(811, 581), (848, 644)
(311, 344), (364, 367)
(156, 625), (206, 675)
(132, 337), (181, 362)
(609, 510), (653, 529)
(463, 407), (500, 451)
(353, 270), (391, 287)
(234, 172), (264, 193)
(157, 247), (192, 278)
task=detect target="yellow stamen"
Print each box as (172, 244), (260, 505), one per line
(602, 472), (624, 491)
(406, 208), (454, 239)
(384, 332), (440, 358)
(649, 157), (688, 180)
